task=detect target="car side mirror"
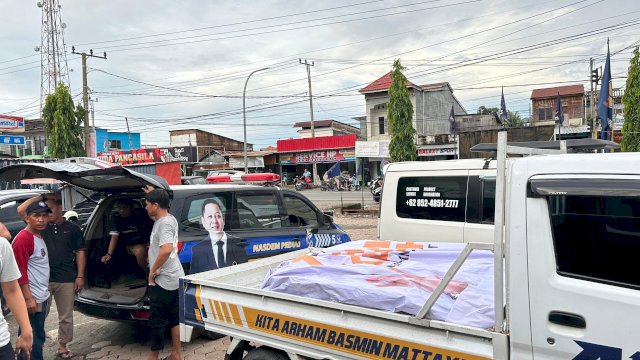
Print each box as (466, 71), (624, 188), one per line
(323, 214), (333, 225)
(323, 210), (334, 217)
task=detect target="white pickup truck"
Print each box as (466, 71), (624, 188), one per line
(179, 134), (640, 359)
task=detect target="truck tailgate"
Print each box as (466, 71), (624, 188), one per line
(180, 250), (501, 359)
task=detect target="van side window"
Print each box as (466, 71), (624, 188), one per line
(181, 193), (233, 231)
(283, 194), (320, 228)
(236, 193), (282, 230)
(396, 176), (467, 222)
(549, 194), (640, 289)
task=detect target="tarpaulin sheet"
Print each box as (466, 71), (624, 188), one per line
(261, 240), (495, 329)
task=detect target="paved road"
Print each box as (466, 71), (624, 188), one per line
(285, 187), (378, 210)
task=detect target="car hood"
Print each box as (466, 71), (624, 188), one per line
(0, 159), (169, 192)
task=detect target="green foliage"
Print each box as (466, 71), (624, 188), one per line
(387, 59), (417, 163)
(42, 83), (86, 158)
(503, 111), (524, 128)
(621, 47), (640, 152)
(477, 106), (499, 115)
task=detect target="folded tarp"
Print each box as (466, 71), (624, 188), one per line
(261, 240), (495, 329)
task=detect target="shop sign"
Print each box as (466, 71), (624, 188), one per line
(417, 145), (457, 157)
(98, 146), (197, 165)
(0, 115), (25, 133)
(280, 149), (355, 164)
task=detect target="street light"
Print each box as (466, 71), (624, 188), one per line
(243, 67), (269, 173)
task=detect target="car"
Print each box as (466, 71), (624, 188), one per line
(0, 159), (351, 333)
(0, 189), (48, 239)
(181, 176), (207, 185)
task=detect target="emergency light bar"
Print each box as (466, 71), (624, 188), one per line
(207, 173), (280, 184)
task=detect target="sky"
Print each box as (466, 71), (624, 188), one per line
(1, 0), (639, 149)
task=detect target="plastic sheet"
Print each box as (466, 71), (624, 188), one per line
(261, 240), (495, 329)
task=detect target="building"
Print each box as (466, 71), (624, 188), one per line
(530, 84), (590, 139)
(96, 128), (141, 152)
(356, 72), (468, 177)
(169, 129), (252, 162)
(292, 119), (360, 138)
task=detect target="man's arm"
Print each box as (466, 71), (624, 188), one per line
(2, 280), (32, 356)
(0, 222), (10, 240)
(19, 283), (36, 315)
(75, 249), (87, 292)
(149, 243), (172, 286)
(17, 193), (48, 222)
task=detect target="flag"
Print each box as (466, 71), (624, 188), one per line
(500, 87), (508, 122)
(598, 39), (612, 140)
(555, 92), (564, 126)
(448, 105), (456, 133)
(326, 162), (341, 178)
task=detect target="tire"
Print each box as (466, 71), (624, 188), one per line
(201, 330), (225, 340)
(244, 347), (289, 360)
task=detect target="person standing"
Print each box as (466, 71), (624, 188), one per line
(0, 226), (33, 359)
(144, 188), (184, 360)
(18, 193), (86, 359)
(12, 200), (51, 360)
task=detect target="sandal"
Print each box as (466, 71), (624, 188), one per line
(56, 350), (75, 359)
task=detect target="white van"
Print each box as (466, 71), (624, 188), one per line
(378, 158), (496, 243)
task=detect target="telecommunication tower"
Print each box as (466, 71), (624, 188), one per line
(36, 0), (70, 115)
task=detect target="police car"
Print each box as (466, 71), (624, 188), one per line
(0, 158), (350, 328)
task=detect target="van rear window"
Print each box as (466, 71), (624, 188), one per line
(396, 176), (467, 222)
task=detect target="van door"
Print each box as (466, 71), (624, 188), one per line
(526, 177), (640, 359)
(464, 172), (495, 243)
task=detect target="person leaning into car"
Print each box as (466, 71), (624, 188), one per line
(190, 199), (247, 274)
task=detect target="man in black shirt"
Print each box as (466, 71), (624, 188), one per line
(18, 192), (85, 359)
(101, 199), (153, 272)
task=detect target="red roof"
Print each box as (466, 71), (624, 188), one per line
(531, 84), (584, 99)
(359, 72), (419, 93)
(277, 134), (356, 152)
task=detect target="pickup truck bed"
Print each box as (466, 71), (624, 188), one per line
(180, 249), (507, 360)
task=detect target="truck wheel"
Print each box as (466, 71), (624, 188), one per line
(244, 347), (288, 360)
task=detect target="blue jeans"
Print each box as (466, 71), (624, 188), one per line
(18, 297), (49, 360)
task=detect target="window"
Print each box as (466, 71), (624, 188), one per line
(0, 200), (21, 222)
(235, 193), (282, 230)
(534, 179), (640, 289)
(538, 108), (553, 121)
(108, 139), (122, 149)
(181, 192), (233, 230)
(283, 194), (320, 228)
(378, 117), (385, 135)
(466, 176), (496, 224)
(396, 176), (467, 222)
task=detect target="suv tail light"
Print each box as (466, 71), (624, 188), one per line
(177, 240), (184, 254)
(130, 310), (150, 320)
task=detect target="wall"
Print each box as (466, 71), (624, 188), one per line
(458, 125), (555, 158)
(532, 95), (584, 125)
(423, 88), (466, 136)
(96, 129), (141, 152)
(170, 130), (251, 152)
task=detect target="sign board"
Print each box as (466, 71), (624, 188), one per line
(0, 115), (25, 133)
(0, 135), (26, 146)
(417, 145), (457, 157)
(98, 146), (198, 165)
(355, 141), (389, 158)
(280, 149), (356, 164)
(229, 156), (265, 169)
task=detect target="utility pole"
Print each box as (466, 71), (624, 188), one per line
(299, 58), (318, 184)
(590, 58), (600, 139)
(72, 46), (106, 154)
(125, 117), (134, 150)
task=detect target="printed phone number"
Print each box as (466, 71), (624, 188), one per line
(404, 199), (459, 208)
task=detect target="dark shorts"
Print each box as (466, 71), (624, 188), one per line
(148, 285), (180, 351)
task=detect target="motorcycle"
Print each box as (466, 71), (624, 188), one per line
(320, 178), (339, 191)
(294, 176), (313, 191)
(348, 175), (361, 191)
(371, 176), (383, 202)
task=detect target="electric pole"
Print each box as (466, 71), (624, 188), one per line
(590, 58), (600, 139)
(299, 58), (318, 184)
(125, 117), (133, 150)
(72, 46), (106, 154)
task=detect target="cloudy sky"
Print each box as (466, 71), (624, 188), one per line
(1, 0), (638, 148)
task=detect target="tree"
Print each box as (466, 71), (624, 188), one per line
(42, 83), (86, 158)
(477, 106), (499, 115)
(387, 59), (417, 163)
(503, 111), (524, 128)
(621, 47), (640, 152)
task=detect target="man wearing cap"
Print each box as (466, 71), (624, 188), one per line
(19, 192), (86, 359)
(12, 200), (51, 360)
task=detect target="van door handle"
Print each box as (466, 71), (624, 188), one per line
(548, 311), (586, 328)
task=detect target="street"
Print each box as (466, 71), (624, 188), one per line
(7, 212), (378, 359)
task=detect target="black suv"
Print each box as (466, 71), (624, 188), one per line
(0, 159), (350, 329)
